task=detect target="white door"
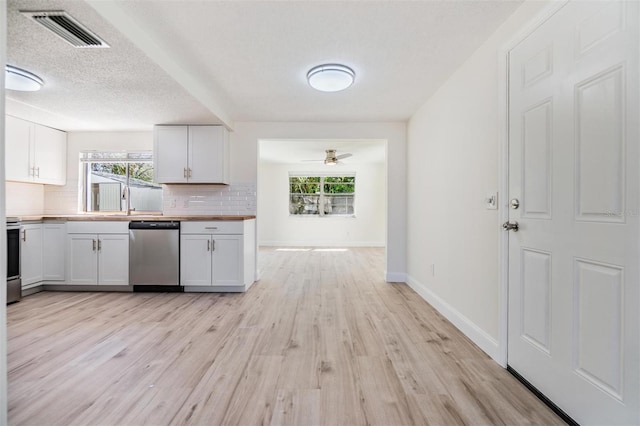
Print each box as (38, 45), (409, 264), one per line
(21, 224), (43, 287)
(97, 234), (129, 285)
(153, 125), (188, 183)
(189, 126), (225, 183)
(5, 115), (33, 182)
(34, 124), (66, 185)
(180, 234), (213, 286)
(212, 235), (242, 287)
(67, 234), (98, 285)
(43, 223), (66, 281)
(507, 1), (639, 424)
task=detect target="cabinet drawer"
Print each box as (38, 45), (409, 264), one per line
(180, 221), (243, 235)
(66, 221), (128, 234)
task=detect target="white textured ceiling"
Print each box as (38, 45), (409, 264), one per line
(6, 0), (220, 131)
(6, 0), (523, 131)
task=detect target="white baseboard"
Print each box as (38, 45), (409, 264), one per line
(259, 241), (385, 247)
(406, 274), (499, 362)
(385, 272), (407, 283)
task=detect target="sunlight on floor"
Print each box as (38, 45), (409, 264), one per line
(275, 248), (350, 252)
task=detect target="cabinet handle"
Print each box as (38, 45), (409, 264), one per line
(184, 168), (187, 178)
(188, 168), (192, 178)
(98, 239), (102, 251)
(207, 239), (210, 251)
(205, 227), (218, 230)
(92, 239), (97, 251)
(36, 167), (40, 178)
(212, 240), (215, 251)
(22, 229), (27, 242)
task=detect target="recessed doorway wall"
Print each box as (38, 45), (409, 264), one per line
(258, 139), (387, 248)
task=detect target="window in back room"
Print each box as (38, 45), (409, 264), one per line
(80, 151), (162, 213)
(289, 173), (355, 216)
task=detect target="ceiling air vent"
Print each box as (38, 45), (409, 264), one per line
(21, 11), (109, 48)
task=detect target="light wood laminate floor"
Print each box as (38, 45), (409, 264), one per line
(8, 247), (563, 425)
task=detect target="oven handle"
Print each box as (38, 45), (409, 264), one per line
(22, 229), (26, 242)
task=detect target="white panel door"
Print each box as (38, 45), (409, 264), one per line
(97, 234), (129, 285)
(21, 224), (43, 287)
(43, 223), (66, 281)
(5, 115), (33, 182)
(67, 234), (98, 285)
(188, 126), (225, 183)
(212, 235), (243, 287)
(34, 124), (66, 185)
(180, 235), (213, 286)
(153, 125), (188, 183)
(507, 1), (639, 424)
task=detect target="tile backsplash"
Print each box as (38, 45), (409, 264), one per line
(6, 182), (45, 215)
(162, 183), (257, 216)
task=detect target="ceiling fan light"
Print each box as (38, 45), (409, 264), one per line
(5, 65), (44, 91)
(307, 64), (355, 92)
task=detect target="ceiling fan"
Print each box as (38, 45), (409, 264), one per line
(303, 149), (353, 166)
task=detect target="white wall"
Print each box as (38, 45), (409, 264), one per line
(5, 182), (43, 215)
(230, 122), (406, 280)
(44, 131), (152, 214)
(258, 160), (386, 247)
(406, 1), (551, 361)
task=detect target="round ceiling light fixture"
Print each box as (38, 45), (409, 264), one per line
(5, 65), (44, 92)
(307, 64), (355, 92)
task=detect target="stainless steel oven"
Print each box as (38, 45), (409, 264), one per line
(7, 217), (22, 304)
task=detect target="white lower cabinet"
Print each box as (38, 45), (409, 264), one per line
(66, 223), (129, 286)
(181, 234), (243, 287)
(180, 220), (255, 290)
(43, 223), (66, 281)
(21, 223), (43, 288)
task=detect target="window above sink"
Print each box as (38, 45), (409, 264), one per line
(80, 151), (162, 214)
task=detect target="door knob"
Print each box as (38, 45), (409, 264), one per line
(510, 198), (520, 209)
(502, 221), (519, 232)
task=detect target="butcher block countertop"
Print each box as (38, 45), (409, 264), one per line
(18, 214), (256, 222)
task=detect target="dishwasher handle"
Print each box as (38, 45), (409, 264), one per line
(129, 221), (180, 230)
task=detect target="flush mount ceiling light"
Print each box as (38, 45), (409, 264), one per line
(5, 65), (44, 91)
(307, 64), (355, 92)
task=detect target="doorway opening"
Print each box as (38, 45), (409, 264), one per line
(257, 139), (388, 278)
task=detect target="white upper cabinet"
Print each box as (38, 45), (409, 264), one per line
(153, 125), (229, 184)
(5, 115), (67, 186)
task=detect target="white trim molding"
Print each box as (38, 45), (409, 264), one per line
(407, 274), (500, 362)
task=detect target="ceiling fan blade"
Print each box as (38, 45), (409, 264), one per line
(336, 153), (352, 160)
(301, 159), (324, 162)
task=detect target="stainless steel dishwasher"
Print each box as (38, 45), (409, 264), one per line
(129, 221), (180, 288)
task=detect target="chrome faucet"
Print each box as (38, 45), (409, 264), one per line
(122, 185), (131, 215)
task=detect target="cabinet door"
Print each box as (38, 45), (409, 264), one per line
(189, 126), (228, 183)
(33, 124), (66, 185)
(212, 235), (243, 287)
(154, 126), (188, 183)
(43, 223), (66, 281)
(98, 234), (129, 285)
(180, 234), (212, 286)
(67, 234), (98, 285)
(5, 115), (33, 182)
(21, 224), (43, 287)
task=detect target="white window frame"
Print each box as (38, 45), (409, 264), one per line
(80, 151), (162, 213)
(289, 172), (356, 217)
